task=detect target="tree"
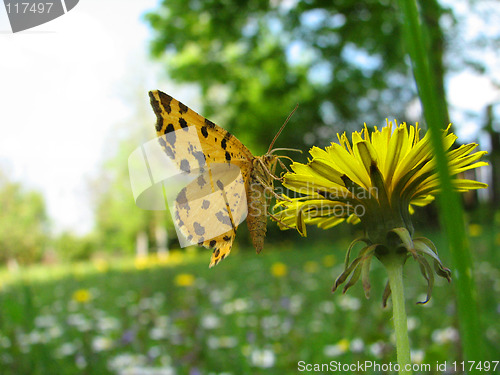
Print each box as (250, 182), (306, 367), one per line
(91, 92), (174, 255)
(0, 172), (48, 264)
(145, 0), (424, 155)
(52, 231), (96, 261)
(144, 0), (464, 245)
(442, 0), (500, 208)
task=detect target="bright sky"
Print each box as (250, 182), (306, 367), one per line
(0, 0), (164, 234)
(0, 0), (498, 235)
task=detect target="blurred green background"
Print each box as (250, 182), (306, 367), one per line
(0, 0), (498, 374)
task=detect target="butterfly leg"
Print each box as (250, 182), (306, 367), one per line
(253, 174), (292, 203)
(257, 158), (284, 182)
(267, 211), (296, 229)
(275, 155), (296, 173)
(276, 157), (291, 174)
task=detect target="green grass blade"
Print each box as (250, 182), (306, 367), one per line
(396, 0), (483, 362)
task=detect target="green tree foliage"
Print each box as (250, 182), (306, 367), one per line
(0, 174), (48, 264)
(92, 116), (173, 255)
(145, 0), (451, 246)
(145, 0), (419, 153)
(52, 232), (96, 261)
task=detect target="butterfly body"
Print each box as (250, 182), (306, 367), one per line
(247, 155), (278, 253)
(149, 90), (280, 267)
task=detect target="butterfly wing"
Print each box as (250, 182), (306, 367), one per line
(149, 90), (254, 266)
(149, 90), (254, 173)
(174, 163), (248, 267)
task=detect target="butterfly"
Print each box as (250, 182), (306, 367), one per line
(149, 90), (295, 267)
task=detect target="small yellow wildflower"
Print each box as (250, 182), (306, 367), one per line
(175, 273), (195, 287)
(93, 259), (109, 273)
(271, 262), (288, 278)
(157, 252), (170, 264)
(134, 256), (149, 271)
(168, 250), (184, 265)
(72, 289), (91, 303)
(322, 255), (336, 267)
(337, 338), (350, 352)
(324, 338), (350, 357)
(304, 261), (319, 273)
(468, 223), (482, 237)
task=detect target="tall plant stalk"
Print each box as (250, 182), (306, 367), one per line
(396, 0), (483, 362)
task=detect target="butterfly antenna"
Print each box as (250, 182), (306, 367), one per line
(268, 103), (299, 153)
(270, 147), (302, 154)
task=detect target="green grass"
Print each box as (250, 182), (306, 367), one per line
(0, 227), (498, 375)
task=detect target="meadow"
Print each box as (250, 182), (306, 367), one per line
(0, 226), (498, 375)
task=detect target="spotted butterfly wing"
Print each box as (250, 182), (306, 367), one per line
(149, 90), (275, 267)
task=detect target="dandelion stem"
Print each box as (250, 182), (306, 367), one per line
(384, 256), (412, 375)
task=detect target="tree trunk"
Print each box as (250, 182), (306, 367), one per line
(485, 104), (500, 208)
(155, 225), (169, 260)
(136, 231), (148, 258)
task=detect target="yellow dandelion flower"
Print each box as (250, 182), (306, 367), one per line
(271, 262), (288, 278)
(174, 273), (195, 287)
(72, 289), (91, 303)
(275, 121), (488, 303)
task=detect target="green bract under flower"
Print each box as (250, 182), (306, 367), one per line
(274, 121), (488, 303)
